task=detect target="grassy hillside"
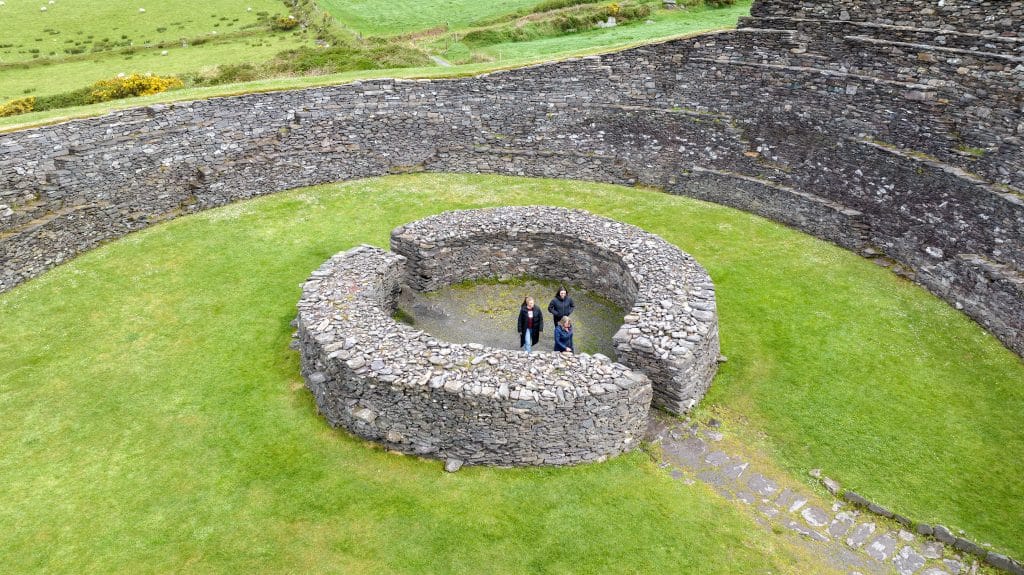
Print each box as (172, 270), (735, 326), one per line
(0, 0), (751, 118)
(440, 2), (751, 64)
(316, 0), (543, 36)
(0, 0), (313, 101)
(1, 175), (1022, 571)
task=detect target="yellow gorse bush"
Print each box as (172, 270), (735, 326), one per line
(0, 97), (36, 117)
(87, 74), (184, 104)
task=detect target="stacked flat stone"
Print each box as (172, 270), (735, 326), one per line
(390, 206), (720, 414)
(296, 244), (653, 467)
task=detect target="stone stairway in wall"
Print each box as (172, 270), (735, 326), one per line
(672, 4), (1024, 359)
(735, 11), (1024, 190)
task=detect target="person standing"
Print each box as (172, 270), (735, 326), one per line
(547, 286), (575, 326)
(554, 316), (575, 353)
(517, 296), (543, 352)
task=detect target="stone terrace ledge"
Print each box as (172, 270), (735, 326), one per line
(297, 207), (719, 467)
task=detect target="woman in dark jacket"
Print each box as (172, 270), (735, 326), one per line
(554, 316), (575, 353)
(547, 287), (575, 326)
(517, 296), (543, 352)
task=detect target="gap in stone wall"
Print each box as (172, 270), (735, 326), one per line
(394, 277), (625, 359)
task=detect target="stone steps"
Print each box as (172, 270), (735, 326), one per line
(747, 0), (1023, 39)
(648, 412), (1021, 575)
(0, 203), (105, 241)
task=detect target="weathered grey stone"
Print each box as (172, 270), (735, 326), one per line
(843, 491), (872, 508)
(921, 541), (943, 560)
(747, 473), (778, 497)
(801, 505), (830, 528)
(865, 533), (897, 561)
(986, 552), (1024, 575)
(867, 502), (894, 518)
(784, 520), (830, 543)
(894, 546), (926, 575)
(444, 458), (463, 473)
(952, 536), (986, 557)
(821, 476), (841, 495)
(942, 559), (964, 574)
(776, 488), (808, 513)
(846, 522), (876, 548)
(828, 511), (855, 538)
(391, 207), (719, 416)
(296, 210), (719, 467)
(933, 525), (956, 544)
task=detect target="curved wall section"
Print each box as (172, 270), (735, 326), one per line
(297, 245), (653, 467)
(1, 0), (1022, 355)
(390, 207), (720, 414)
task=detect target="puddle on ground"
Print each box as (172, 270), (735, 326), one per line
(395, 278), (625, 358)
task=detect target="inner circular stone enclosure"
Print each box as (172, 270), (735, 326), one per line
(296, 206), (720, 466)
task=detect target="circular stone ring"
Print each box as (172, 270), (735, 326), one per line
(296, 206), (719, 467)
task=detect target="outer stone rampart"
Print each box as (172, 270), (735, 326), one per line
(2, 0), (1022, 355)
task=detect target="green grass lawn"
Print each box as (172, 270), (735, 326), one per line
(0, 0), (315, 102)
(0, 33), (309, 101)
(0, 175), (842, 574)
(316, 0), (542, 36)
(1, 174), (1022, 572)
(0, 0), (289, 65)
(465, 2), (750, 63)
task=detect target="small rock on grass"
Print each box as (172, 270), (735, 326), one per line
(444, 458), (463, 473)
(822, 476), (840, 495)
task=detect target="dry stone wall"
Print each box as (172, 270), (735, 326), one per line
(296, 245), (653, 467)
(390, 207), (720, 414)
(1, 0), (1022, 355)
(296, 207), (717, 465)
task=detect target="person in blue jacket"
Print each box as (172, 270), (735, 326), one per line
(554, 316), (575, 353)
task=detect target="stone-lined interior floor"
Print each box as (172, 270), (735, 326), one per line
(395, 279), (624, 358)
(647, 413), (977, 575)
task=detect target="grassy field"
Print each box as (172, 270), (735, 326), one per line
(0, 0), (313, 102)
(0, 174), (1022, 572)
(316, 0), (543, 36)
(0, 34), (307, 101)
(457, 3), (750, 63)
(0, 0), (288, 64)
(0, 0), (752, 114)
